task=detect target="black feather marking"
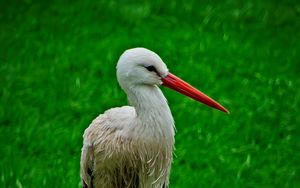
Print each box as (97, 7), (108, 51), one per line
(87, 167), (94, 188)
(82, 180), (88, 188)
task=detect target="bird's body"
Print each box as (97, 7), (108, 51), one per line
(80, 48), (228, 188)
(81, 91), (174, 188)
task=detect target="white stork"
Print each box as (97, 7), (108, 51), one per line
(80, 47), (228, 188)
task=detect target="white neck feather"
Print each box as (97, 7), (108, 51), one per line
(125, 85), (175, 141)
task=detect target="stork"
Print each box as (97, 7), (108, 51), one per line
(80, 47), (228, 188)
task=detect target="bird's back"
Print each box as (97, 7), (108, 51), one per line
(80, 106), (172, 188)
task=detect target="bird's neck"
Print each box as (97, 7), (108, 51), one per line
(125, 85), (175, 139)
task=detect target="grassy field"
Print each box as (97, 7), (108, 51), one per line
(1, 0), (299, 187)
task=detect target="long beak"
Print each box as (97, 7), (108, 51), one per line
(162, 73), (229, 113)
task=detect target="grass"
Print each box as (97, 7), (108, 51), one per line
(1, 0), (299, 187)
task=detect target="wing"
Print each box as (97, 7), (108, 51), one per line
(80, 106), (136, 188)
(80, 141), (94, 188)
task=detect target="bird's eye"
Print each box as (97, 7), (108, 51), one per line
(145, 65), (157, 72)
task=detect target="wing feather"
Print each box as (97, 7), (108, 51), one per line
(80, 142), (94, 187)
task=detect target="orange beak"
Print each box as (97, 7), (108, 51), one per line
(162, 73), (229, 113)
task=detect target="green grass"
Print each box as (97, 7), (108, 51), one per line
(1, 0), (299, 187)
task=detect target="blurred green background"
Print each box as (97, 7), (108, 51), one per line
(1, 0), (299, 187)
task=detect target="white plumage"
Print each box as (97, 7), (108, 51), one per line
(80, 48), (228, 188)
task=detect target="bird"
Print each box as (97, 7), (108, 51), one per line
(80, 47), (229, 188)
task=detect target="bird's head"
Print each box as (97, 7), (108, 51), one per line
(117, 48), (168, 87)
(116, 47), (229, 113)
